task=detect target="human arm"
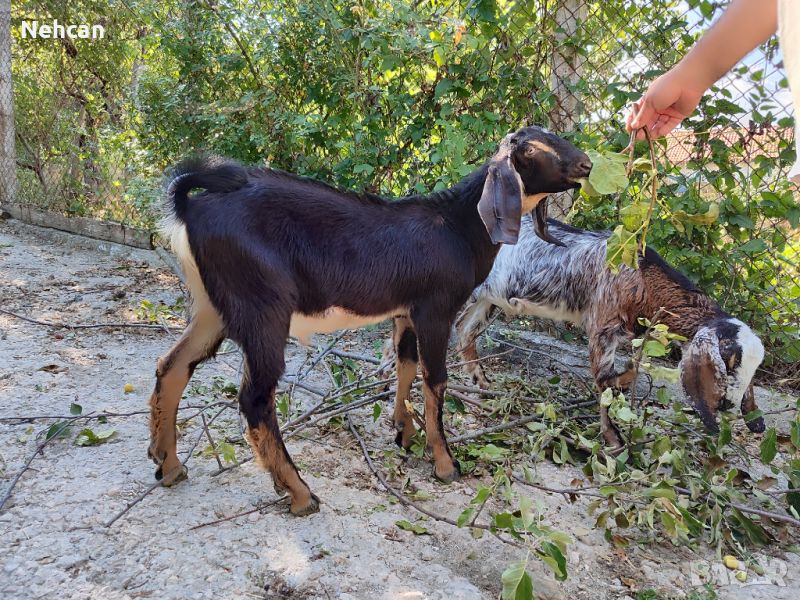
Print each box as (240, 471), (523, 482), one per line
(627, 0), (778, 137)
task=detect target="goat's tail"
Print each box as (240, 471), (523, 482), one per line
(165, 156), (248, 221)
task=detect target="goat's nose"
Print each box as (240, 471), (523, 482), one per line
(575, 159), (593, 176)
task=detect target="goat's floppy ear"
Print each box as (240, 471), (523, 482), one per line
(478, 138), (523, 245)
(532, 197), (565, 247)
(680, 328), (726, 432)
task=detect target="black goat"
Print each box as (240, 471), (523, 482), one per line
(148, 127), (591, 516)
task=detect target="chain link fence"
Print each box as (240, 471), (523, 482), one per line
(1, 0), (797, 386)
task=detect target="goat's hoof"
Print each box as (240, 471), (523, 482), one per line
(434, 460), (461, 484)
(393, 421), (416, 450)
(156, 464), (188, 487)
(290, 493), (320, 517)
(746, 416), (766, 434)
(469, 370), (491, 390)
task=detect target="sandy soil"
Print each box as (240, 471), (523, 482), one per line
(0, 218), (798, 600)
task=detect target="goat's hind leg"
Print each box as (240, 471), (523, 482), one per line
(148, 309), (224, 485)
(455, 298), (495, 389)
(392, 317), (419, 449)
(588, 323), (630, 450)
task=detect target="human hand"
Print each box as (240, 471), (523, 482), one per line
(626, 69), (705, 139)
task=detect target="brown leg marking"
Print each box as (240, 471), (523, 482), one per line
(245, 419), (319, 516)
(422, 381), (460, 482)
(599, 403), (624, 449)
(455, 299), (494, 389)
(148, 309), (223, 485)
(392, 317), (418, 449)
(461, 340), (490, 389)
(588, 322), (629, 449)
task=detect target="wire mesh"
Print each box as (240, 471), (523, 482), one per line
(1, 0), (797, 385)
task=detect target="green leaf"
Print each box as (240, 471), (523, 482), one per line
(619, 201), (648, 231)
(672, 203), (719, 228)
(69, 402), (83, 415)
(538, 541), (568, 581)
(46, 421), (71, 440)
(605, 225), (638, 272)
(494, 512), (514, 530)
(644, 365), (679, 383)
(718, 418), (732, 448)
(731, 509), (770, 545)
(434, 79), (454, 99)
(738, 239), (767, 255)
(760, 428), (777, 464)
(501, 561), (534, 600)
(457, 506), (475, 527)
(743, 409), (764, 424)
(642, 340), (668, 357)
(791, 419), (800, 450)
(74, 428), (116, 447)
(216, 441), (237, 464)
(395, 520), (430, 535)
(372, 402), (382, 422)
(582, 150), (629, 196)
(642, 485), (677, 500)
(432, 47), (445, 67)
(353, 163), (374, 175)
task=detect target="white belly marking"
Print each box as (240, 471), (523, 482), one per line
(290, 307), (405, 345)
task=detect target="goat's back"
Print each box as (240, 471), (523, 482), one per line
(165, 162), (484, 319)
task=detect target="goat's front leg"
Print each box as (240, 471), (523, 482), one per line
(413, 311), (460, 483)
(392, 317), (419, 449)
(455, 298), (495, 389)
(588, 323), (630, 449)
(148, 308), (224, 485)
(237, 326), (319, 517)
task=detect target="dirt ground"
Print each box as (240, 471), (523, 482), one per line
(0, 218), (798, 600)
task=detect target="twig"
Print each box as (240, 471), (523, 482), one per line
(0, 403), (236, 424)
(0, 308), (182, 332)
(447, 389), (489, 412)
(346, 415), (523, 548)
(211, 456), (253, 477)
(512, 475), (606, 499)
(104, 405), (229, 528)
(189, 495), (287, 530)
(284, 390), (394, 439)
(0, 418), (84, 512)
(200, 412), (223, 471)
(330, 349), (381, 365)
(672, 485), (800, 529)
(450, 399), (596, 444)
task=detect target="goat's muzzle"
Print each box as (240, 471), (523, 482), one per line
(568, 157), (593, 184)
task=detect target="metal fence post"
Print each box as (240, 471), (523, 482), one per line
(0, 0), (17, 208)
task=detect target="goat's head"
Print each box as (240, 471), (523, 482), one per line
(478, 126), (592, 246)
(680, 318), (765, 434)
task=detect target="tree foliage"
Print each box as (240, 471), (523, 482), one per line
(9, 0), (799, 371)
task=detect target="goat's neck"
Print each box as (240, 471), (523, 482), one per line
(640, 263), (724, 337)
(421, 164), (501, 282)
